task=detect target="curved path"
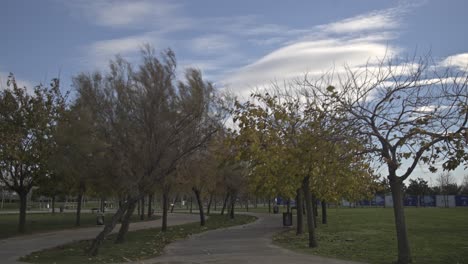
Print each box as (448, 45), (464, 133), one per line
(145, 213), (361, 264)
(0, 213), (199, 264)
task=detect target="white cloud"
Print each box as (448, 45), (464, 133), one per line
(222, 40), (398, 96)
(66, 0), (191, 32)
(72, 0), (418, 99)
(318, 12), (399, 34)
(83, 32), (166, 69)
(241, 23), (290, 36)
(94, 1), (157, 27)
(217, 4), (409, 96)
(91, 34), (154, 56)
(191, 34), (236, 54)
(440, 53), (468, 69)
(248, 37), (287, 47)
(415, 105), (449, 113)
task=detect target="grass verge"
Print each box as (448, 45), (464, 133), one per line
(0, 213), (159, 239)
(20, 214), (257, 264)
(273, 207), (468, 264)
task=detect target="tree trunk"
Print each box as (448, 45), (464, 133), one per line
(268, 198), (271, 213)
(140, 196), (145, 221)
(88, 200), (131, 256)
(296, 188), (303, 235)
(75, 190), (84, 226)
(312, 195), (318, 228)
(214, 197), (217, 211)
(302, 176), (317, 248)
(321, 200), (327, 224)
(100, 198), (104, 213)
(246, 197), (249, 212)
(221, 192), (229, 215)
(229, 191), (237, 219)
(52, 195), (56, 214)
(147, 193), (153, 218)
(18, 191), (28, 233)
(162, 191), (169, 232)
(303, 197), (306, 215)
(189, 196), (193, 214)
(390, 177), (412, 264)
(137, 198), (141, 216)
(192, 187), (205, 226)
(115, 199), (137, 243)
(206, 192), (213, 215)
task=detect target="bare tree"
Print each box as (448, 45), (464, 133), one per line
(460, 174), (468, 195)
(306, 55), (467, 263)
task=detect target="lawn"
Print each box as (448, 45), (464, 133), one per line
(273, 207), (468, 264)
(20, 214), (257, 264)
(0, 212), (158, 239)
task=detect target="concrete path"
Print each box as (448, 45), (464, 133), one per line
(141, 213), (362, 264)
(0, 213), (199, 264)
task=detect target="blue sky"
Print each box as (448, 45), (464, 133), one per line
(1, 0), (467, 184)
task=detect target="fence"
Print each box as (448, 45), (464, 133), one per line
(342, 195), (468, 208)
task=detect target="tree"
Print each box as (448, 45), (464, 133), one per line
(436, 172), (460, 196)
(406, 178), (430, 207)
(231, 90), (374, 247)
(74, 48), (219, 255)
(176, 136), (224, 226)
(460, 174), (468, 195)
(50, 101), (108, 226)
(0, 74), (65, 232)
(34, 171), (67, 214)
(310, 56), (468, 263)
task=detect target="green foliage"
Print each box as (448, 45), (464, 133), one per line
(230, 91), (375, 203)
(406, 178), (430, 196)
(0, 74), (66, 194)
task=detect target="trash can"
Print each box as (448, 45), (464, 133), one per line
(59, 206), (64, 213)
(273, 205), (279, 214)
(96, 212), (104, 225)
(283, 212), (293, 226)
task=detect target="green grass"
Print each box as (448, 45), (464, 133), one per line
(20, 214), (257, 264)
(0, 213), (158, 239)
(273, 207), (468, 264)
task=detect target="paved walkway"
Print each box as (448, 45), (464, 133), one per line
(0, 213), (199, 264)
(140, 213), (362, 264)
(2, 213), (362, 264)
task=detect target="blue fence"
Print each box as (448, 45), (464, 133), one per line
(347, 195), (466, 207)
(455, 196), (468, 206)
(419, 195), (436, 207)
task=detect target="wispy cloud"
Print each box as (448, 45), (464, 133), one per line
(317, 10), (400, 34)
(87, 33), (161, 64)
(222, 40), (397, 96)
(440, 53), (468, 69)
(67, 0), (189, 31)
(221, 5), (408, 96)
(66, 0), (415, 98)
(191, 34), (236, 54)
